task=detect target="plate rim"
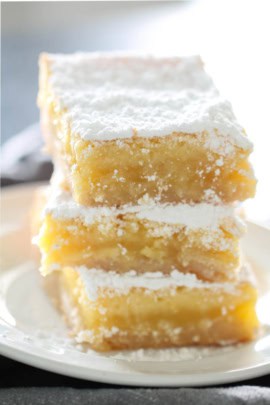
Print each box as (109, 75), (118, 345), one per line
(1, 338), (270, 387)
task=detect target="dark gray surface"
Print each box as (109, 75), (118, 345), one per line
(1, 385), (270, 405)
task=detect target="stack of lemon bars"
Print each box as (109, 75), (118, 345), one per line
(35, 52), (259, 351)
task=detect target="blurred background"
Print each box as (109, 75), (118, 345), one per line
(2, 0), (270, 223)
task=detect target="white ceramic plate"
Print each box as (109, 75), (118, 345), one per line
(1, 183), (270, 387)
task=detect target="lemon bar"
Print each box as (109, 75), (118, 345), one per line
(38, 53), (256, 207)
(58, 265), (259, 351)
(36, 186), (245, 282)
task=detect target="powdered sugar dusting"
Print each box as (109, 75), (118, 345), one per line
(106, 344), (238, 362)
(45, 52), (252, 154)
(45, 187), (243, 232)
(76, 265), (252, 301)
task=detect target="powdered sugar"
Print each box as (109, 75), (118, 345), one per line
(44, 52), (252, 154)
(106, 344), (238, 362)
(45, 187), (244, 232)
(76, 265), (252, 301)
